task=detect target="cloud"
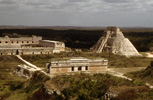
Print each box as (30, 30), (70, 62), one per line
(0, 0), (153, 27)
(102, 0), (132, 3)
(0, 0), (17, 5)
(67, 0), (88, 2)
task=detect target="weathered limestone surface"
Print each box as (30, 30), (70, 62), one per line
(39, 40), (65, 53)
(14, 64), (38, 79)
(0, 48), (53, 55)
(0, 35), (42, 48)
(0, 35), (65, 55)
(46, 57), (108, 75)
(92, 26), (140, 56)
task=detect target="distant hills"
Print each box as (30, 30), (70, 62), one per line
(0, 25), (153, 31)
(0, 25), (106, 30)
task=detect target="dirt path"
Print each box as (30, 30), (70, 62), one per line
(107, 68), (132, 81)
(16, 55), (41, 70)
(16, 55), (51, 77)
(107, 67), (153, 89)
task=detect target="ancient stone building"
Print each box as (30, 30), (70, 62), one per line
(0, 35), (65, 55)
(0, 48), (53, 55)
(92, 26), (140, 56)
(0, 35), (42, 48)
(46, 57), (108, 75)
(39, 40), (65, 53)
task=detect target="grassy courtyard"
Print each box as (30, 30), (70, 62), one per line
(21, 52), (153, 68)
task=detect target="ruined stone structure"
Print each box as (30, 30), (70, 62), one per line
(92, 26), (140, 56)
(0, 35), (65, 55)
(39, 40), (65, 53)
(14, 64), (38, 79)
(105, 86), (146, 99)
(46, 57), (108, 75)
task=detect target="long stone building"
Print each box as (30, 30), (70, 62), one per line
(46, 57), (108, 75)
(91, 26), (140, 56)
(0, 35), (42, 48)
(0, 35), (65, 55)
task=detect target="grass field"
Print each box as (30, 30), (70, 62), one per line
(127, 61), (153, 86)
(0, 56), (26, 100)
(0, 53), (153, 100)
(21, 52), (153, 68)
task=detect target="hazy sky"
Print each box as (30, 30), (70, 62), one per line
(0, 0), (153, 27)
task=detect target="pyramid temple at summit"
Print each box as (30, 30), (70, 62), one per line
(91, 26), (141, 56)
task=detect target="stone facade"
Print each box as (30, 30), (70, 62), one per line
(92, 26), (140, 56)
(46, 57), (108, 75)
(0, 35), (42, 48)
(0, 35), (65, 55)
(0, 48), (53, 55)
(39, 40), (65, 53)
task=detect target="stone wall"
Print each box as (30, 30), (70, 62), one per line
(0, 35), (42, 48)
(46, 57), (108, 75)
(49, 65), (107, 75)
(39, 40), (65, 53)
(50, 67), (71, 74)
(0, 35), (65, 55)
(0, 47), (53, 55)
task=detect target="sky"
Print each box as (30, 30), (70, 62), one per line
(0, 0), (153, 27)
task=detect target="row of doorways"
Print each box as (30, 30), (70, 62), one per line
(1, 50), (20, 55)
(0, 50), (51, 55)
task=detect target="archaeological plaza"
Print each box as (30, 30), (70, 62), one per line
(2, 26), (141, 76)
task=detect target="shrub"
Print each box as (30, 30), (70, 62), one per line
(9, 81), (24, 91)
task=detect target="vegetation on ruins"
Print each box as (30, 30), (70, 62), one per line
(51, 74), (142, 100)
(31, 74), (153, 100)
(0, 56), (49, 100)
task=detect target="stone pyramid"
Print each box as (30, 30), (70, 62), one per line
(91, 26), (140, 56)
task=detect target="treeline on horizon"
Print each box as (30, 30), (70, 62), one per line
(0, 29), (152, 52)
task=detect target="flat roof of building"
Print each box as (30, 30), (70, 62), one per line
(0, 47), (53, 50)
(40, 40), (64, 43)
(50, 57), (107, 62)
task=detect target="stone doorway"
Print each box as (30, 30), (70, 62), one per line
(16, 50), (19, 55)
(78, 66), (82, 71)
